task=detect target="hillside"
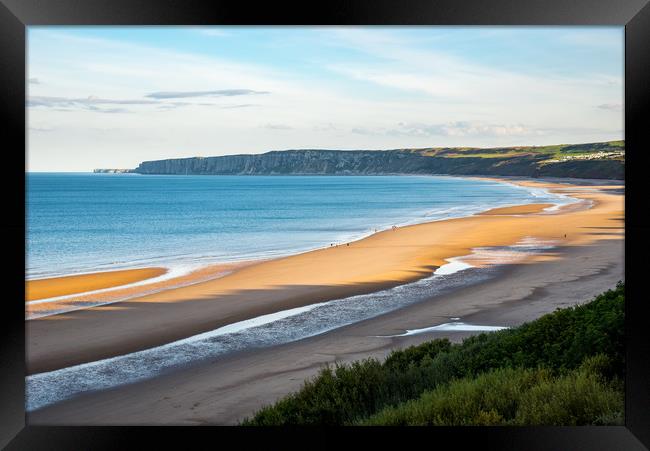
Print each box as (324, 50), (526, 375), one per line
(124, 140), (624, 180)
(243, 283), (625, 426)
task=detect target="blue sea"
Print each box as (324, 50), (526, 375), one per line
(26, 173), (572, 280)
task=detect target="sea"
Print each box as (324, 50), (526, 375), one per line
(26, 173), (574, 280)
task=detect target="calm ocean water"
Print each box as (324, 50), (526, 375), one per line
(26, 173), (572, 280)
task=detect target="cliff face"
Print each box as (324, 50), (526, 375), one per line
(134, 150), (428, 175)
(133, 151), (624, 180)
(131, 143), (624, 180)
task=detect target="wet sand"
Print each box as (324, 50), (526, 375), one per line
(28, 236), (623, 425)
(26, 178), (624, 375)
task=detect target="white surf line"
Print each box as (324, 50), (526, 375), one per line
(381, 322), (510, 337)
(26, 300), (330, 411)
(155, 301), (330, 350)
(492, 179), (581, 212)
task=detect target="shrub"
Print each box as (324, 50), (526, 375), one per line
(242, 283), (624, 425)
(361, 355), (623, 426)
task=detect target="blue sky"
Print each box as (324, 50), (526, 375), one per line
(27, 26), (623, 171)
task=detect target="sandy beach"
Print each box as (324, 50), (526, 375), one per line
(26, 177), (623, 374)
(26, 267), (167, 301)
(28, 237), (624, 425)
(25, 176), (624, 424)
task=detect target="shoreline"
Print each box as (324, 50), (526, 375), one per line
(26, 176), (624, 376)
(24, 234), (562, 412)
(29, 237), (624, 424)
(25, 174), (578, 317)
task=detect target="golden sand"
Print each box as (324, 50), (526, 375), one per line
(26, 267), (167, 301)
(479, 203), (554, 215)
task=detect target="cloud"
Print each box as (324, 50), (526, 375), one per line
(597, 103), (623, 112)
(145, 89), (269, 99)
(29, 126), (54, 132)
(28, 78), (40, 85)
(351, 127), (377, 135)
(313, 123), (339, 132)
(28, 95), (157, 107)
(388, 121), (539, 138)
(26, 28), (623, 171)
(27, 93), (262, 114)
(155, 102), (193, 110)
(219, 104), (258, 109)
(98, 108), (131, 114)
(263, 123), (293, 130)
(27, 95), (159, 113)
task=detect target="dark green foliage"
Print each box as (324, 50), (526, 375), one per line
(383, 339), (451, 372)
(242, 283), (624, 425)
(438, 281), (625, 380)
(361, 355), (624, 426)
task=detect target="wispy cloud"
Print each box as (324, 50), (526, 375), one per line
(28, 95), (157, 108)
(597, 103), (623, 112)
(155, 102), (193, 110)
(219, 104), (258, 109)
(263, 123), (293, 130)
(351, 127), (375, 135)
(27, 95), (158, 113)
(28, 93), (264, 114)
(145, 89), (269, 99)
(351, 121), (541, 138)
(26, 27), (623, 171)
(391, 121), (539, 138)
(29, 126), (54, 132)
(325, 28), (622, 107)
(313, 123), (339, 132)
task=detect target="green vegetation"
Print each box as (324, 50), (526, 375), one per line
(242, 283), (624, 426)
(409, 140), (624, 179)
(361, 356), (623, 425)
(415, 140), (625, 160)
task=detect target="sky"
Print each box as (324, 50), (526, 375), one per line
(27, 26), (624, 172)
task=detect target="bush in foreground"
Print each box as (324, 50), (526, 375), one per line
(361, 354), (623, 426)
(242, 282), (624, 425)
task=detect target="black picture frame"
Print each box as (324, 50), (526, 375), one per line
(2, 0), (649, 448)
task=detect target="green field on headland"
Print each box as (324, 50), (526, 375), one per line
(243, 283), (625, 426)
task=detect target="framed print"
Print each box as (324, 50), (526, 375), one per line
(1, 0), (649, 448)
